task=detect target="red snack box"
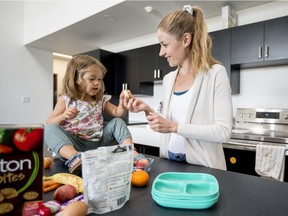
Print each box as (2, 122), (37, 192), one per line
(0, 125), (44, 215)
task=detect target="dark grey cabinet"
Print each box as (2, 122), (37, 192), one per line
(210, 29), (240, 94)
(118, 49), (141, 94)
(118, 49), (153, 95)
(140, 44), (176, 82)
(231, 22), (264, 64)
(81, 49), (122, 95)
(265, 16), (288, 61)
(231, 16), (288, 65)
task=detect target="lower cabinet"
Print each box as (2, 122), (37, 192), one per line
(223, 147), (288, 182)
(223, 148), (258, 176)
(134, 144), (159, 157)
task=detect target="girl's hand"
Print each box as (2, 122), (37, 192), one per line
(147, 112), (178, 133)
(120, 90), (134, 108)
(63, 107), (79, 120)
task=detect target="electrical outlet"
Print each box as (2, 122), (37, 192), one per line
(21, 96), (30, 103)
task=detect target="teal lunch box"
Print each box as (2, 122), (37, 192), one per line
(151, 172), (219, 209)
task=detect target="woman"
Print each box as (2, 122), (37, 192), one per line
(128, 5), (233, 170)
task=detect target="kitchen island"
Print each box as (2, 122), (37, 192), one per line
(44, 156), (288, 216)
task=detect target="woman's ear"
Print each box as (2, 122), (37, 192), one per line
(183, 33), (192, 48)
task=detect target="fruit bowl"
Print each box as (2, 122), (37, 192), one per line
(133, 158), (154, 173)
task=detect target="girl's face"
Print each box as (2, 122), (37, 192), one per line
(157, 29), (189, 67)
(81, 65), (104, 100)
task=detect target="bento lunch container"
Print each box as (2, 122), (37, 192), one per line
(151, 191), (219, 209)
(151, 172), (219, 209)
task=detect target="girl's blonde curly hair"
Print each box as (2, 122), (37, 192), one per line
(62, 55), (107, 101)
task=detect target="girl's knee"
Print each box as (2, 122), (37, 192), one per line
(110, 117), (125, 125)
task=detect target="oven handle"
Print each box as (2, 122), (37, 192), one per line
(223, 142), (257, 151)
(224, 141), (288, 155)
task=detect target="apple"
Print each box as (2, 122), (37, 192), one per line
(136, 158), (149, 168)
(54, 184), (78, 203)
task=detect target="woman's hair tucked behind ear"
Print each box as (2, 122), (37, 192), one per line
(62, 55), (107, 101)
(158, 6), (219, 74)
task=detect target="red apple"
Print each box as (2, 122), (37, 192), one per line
(136, 158), (149, 168)
(54, 184), (78, 203)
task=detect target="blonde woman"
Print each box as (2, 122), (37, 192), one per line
(128, 5), (233, 170)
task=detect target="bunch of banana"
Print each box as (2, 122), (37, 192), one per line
(43, 173), (83, 193)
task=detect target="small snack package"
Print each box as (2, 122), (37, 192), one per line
(0, 124), (44, 215)
(81, 144), (133, 214)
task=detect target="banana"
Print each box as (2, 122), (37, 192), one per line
(43, 173), (83, 193)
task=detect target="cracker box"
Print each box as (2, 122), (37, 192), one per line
(0, 125), (43, 215)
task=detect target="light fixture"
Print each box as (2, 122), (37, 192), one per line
(144, 6), (154, 13)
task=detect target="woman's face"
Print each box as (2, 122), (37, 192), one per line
(157, 29), (188, 67)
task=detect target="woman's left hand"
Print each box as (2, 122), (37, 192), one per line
(147, 112), (178, 133)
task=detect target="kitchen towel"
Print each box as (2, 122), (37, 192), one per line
(255, 143), (286, 181)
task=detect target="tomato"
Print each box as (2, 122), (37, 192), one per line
(13, 128), (43, 151)
(0, 144), (13, 154)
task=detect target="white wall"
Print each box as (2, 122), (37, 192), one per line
(23, 0), (124, 45)
(0, 1), (53, 124)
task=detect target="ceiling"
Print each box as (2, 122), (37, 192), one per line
(27, 1), (274, 55)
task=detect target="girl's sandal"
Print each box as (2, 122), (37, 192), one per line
(65, 153), (82, 175)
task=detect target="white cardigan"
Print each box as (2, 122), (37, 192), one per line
(160, 64), (233, 170)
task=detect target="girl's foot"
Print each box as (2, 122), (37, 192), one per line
(65, 153), (82, 175)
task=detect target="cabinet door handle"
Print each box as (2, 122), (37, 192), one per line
(157, 69), (161, 79)
(265, 45), (269, 58)
(122, 83), (128, 90)
(258, 46), (262, 58)
(154, 69), (157, 79)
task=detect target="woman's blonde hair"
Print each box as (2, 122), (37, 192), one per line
(158, 6), (219, 74)
(62, 55), (107, 101)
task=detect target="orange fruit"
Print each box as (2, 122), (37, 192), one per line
(131, 170), (149, 187)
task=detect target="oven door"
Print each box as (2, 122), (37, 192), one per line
(223, 140), (288, 182)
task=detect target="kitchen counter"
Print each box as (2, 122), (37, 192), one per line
(44, 156), (288, 216)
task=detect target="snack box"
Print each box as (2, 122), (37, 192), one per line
(0, 125), (44, 215)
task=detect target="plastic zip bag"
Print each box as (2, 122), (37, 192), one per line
(81, 144), (133, 214)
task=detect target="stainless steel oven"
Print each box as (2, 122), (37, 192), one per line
(223, 108), (288, 181)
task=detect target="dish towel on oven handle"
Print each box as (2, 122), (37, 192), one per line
(255, 143), (286, 181)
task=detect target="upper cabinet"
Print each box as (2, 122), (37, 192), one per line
(139, 44), (176, 82)
(81, 49), (122, 95)
(265, 16), (288, 61)
(118, 49), (153, 95)
(210, 29), (240, 94)
(231, 16), (288, 65)
(118, 49), (141, 94)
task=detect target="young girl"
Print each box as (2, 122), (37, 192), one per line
(44, 55), (144, 174)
